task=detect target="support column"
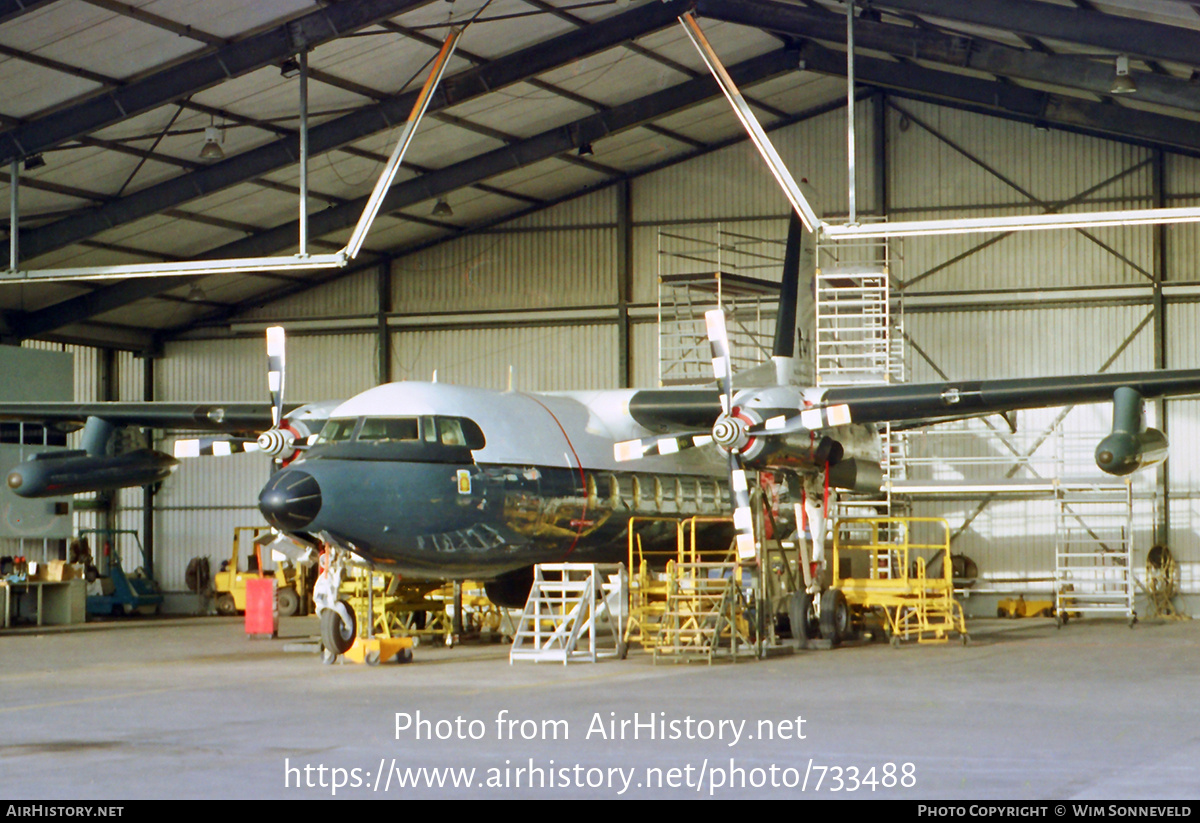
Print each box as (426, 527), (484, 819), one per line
(141, 349), (155, 582)
(377, 261), (392, 385)
(617, 178), (633, 388)
(874, 92), (888, 218)
(97, 348), (117, 555)
(1152, 149), (1169, 546)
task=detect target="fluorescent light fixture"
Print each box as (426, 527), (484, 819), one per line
(0, 252), (347, 284)
(820, 206), (1200, 239)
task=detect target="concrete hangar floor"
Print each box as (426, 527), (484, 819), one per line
(0, 616), (1196, 800)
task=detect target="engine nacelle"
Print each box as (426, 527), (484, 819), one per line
(1094, 386), (1168, 476)
(6, 449), (179, 498)
(1095, 428), (1167, 476)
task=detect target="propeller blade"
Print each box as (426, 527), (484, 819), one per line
(747, 403), (853, 436)
(266, 325), (286, 428)
(174, 438), (260, 458)
(727, 453), (757, 561)
(705, 309), (734, 415)
(613, 432), (713, 462)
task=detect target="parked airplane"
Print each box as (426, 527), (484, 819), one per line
(2, 213), (1196, 656)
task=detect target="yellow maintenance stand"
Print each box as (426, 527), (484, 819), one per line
(624, 515), (754, 662)
(832, 517), (968, 646)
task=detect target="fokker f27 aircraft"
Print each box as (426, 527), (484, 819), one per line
(1, 214), (1198, 655)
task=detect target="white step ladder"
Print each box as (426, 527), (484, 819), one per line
(1055, 480), (1136, 625)
(509, 563), (628, 664)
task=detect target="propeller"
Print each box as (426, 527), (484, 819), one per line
(174, 326), (304, 462)
(705, 308), (757, 561)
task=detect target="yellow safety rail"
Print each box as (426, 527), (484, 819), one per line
(625, 515), (742, 648)
(342, 574), (463, 642)
(653, 559), (752, 664)
(832, 517), (968, 645)
(625, 516), (683, 647)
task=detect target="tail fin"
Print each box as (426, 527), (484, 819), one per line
(771, 207), (817, 386)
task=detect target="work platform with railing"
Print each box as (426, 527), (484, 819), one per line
(831, 516), (967, 645)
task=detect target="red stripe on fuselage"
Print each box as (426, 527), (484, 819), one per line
(521, 394), (587, 559)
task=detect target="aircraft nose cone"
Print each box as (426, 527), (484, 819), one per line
(259, 469), (322, 531)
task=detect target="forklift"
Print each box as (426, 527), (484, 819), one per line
(79, 529), (164, 617)
(213, 526), (312, 617)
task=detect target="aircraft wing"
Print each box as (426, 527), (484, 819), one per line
(622, 368), (1200, 484)
(820, 369), (1200, 425)
(629, 369), (1200, 430)
(0, 402), (287, 433)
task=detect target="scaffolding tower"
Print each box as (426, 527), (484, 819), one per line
(815, 229), (905, 519)
(656, 224), (784, 386)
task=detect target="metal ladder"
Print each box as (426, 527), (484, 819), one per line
(652, 560), (751, 664)
(814, 229), (906, 518)
(1055, 480), (1136, 625)
(509, 563), (628, 664)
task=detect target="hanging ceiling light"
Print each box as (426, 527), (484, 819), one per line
(199, 124), (224, 161)
(431, 198), (453, 217)
(279, 57), (300, 79)
(1111, 54), (1137, 94)
(22, 154), (45, 171)
(185, 283), (207, 302)
(577, 142), (594, 157)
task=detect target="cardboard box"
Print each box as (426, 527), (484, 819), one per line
(45, 561), (79, 582)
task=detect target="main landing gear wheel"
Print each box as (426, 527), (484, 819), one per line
(320, 600), (357, 656)
(819, 588), (850, 646)
(787, 591), (818, 648)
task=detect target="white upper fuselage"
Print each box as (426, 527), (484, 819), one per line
(327, 381), (726, 475)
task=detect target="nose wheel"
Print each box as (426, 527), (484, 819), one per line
(320, 599), (357, 656)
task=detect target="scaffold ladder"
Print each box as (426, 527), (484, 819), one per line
(814, 229), (906, 518)
(1055, 480), (1136, 625)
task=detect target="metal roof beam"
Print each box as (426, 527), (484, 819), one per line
(11, 45), (794, 339)
(16, 0), (694, 263)
(867, 0), (1200, 67)
(180, 48), (799, 260)
(781, 39), (1200, 154)
(0, 0), (437, 167)
(701, 0), (1200, 114)
(0, 0), (59, 26)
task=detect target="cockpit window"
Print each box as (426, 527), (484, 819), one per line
(438, 417), (466, 446)
(315, 418), (358, 444)
(312, 415), (484, 453)
(357, 417), (420, 442)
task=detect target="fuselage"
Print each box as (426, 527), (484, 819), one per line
(258, 382), (737, 579)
